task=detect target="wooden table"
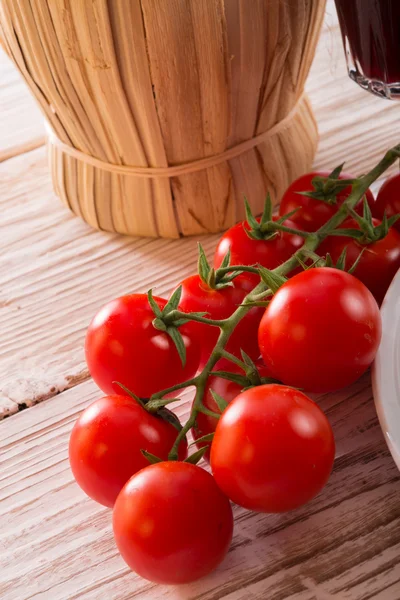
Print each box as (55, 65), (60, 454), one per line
(1, 4), (400, 599)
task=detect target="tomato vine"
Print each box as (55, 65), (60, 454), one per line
(141, 144), (400, 461)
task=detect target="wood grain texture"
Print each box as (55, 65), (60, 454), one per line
(0, 48), (45, 161)
(1, 375), (400, 600)
(0, 146), (220, 417)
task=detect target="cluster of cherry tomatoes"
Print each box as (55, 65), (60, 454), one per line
(69, 169), (400, 585)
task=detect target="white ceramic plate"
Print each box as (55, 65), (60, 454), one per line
(372, 267), (400, 470)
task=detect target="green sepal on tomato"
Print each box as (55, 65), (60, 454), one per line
(279, 169), (375, 231)
(69, 394), (188, 507)
(210, 384), (335, 513)
(85, 293), (200, 399)
(258, 268), (382, 393)
(113, 461), (233, 584)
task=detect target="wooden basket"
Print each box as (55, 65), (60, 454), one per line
(0, 0), (326, 238)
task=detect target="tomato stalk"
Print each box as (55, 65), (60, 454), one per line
(216, 265), (261, 276)
(150, 144), (400, 461)
(218, 349), (247, 370)
(145, 377), (198, 409)
(266, 222), (310, 237)
(162, 310), (226, 328)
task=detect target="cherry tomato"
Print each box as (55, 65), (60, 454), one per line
(192, 360), (272, 461)
(176, 275), (263, 368)
(69, 395), (187, 507)
(279, 171), (375, 231)
(85, 294), (200, 398)
(258, 268), (381, 393)
(113, 462), (233, 584)
(211, 384), (335, 512)
(372, 172), (400, 233)
(213, 216), (304, 290)
(319, 218), (400, 305)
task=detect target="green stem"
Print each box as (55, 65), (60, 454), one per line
(198, 406), (221, 419)
(147, 377), (198, 411)
(266, 222), (310, 238)
(250, 289), (273, 302)
(168, 295), (258, 459)
(219, 349), (247, 370)
(216, 265), (260, 275)
(145, 396), (182, 412)
(166, 145), (400, 460)
(164, 310), (226, 328)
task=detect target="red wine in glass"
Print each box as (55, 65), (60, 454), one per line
(335, 0), (400, 99)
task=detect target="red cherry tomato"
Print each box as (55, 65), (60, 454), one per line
(372, 172), (400, 233)
(210, 384), (335, 513)
(258, 268), (381, 393)
(279, 171), (375, 231)
(113, 462), (233, 584)
(319, 218), (400, 305)
(213, 216), (304, 290)
(176, 275), (263, 368)
(192, 360), (272, 461)
(85, 294), (200, 398)
(69, 395), (187, 507)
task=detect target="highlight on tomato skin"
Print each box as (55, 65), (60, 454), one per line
(112, 461), (234, 585)
(210, 384), (335, 513)
(68, 395), (187, 508)
(85, 293), (200, 399)
(258, 268), (382, 394)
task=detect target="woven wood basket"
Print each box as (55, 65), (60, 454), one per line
(0, 0), (326, 238)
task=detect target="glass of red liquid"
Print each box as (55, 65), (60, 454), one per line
(335, 0), (400, 99)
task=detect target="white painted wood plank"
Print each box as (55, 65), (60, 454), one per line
(0, 48), (45, 162)
(0, 146), (220, 417)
